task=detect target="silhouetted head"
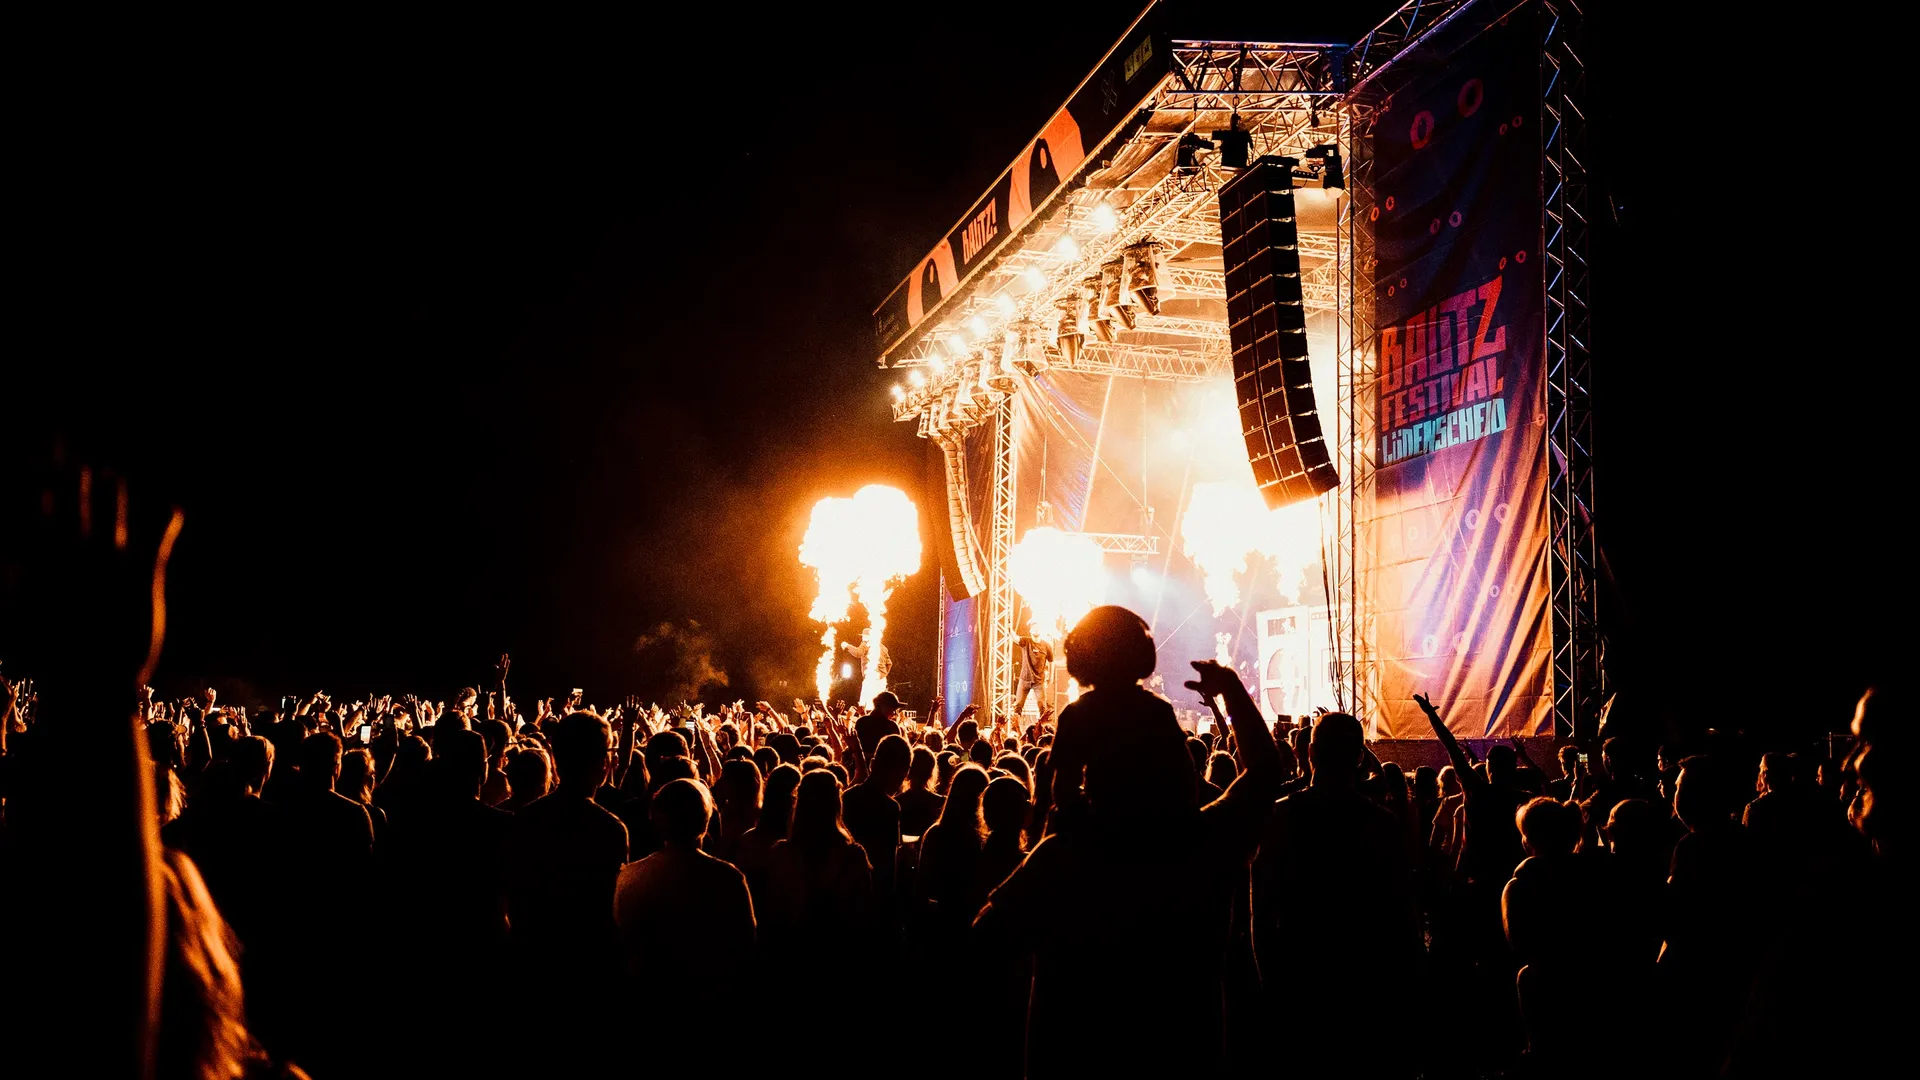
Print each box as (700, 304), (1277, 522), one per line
(1757, 751), (1789, 795)
(968, 739), (994, 766)
(478, 719), (511, 764)
(871, 734), (911, 788)
(760, 764), (802, 840)
(505, 745), (551, 803)
(646, 730), (689, 763)
(147, 721), (186, 771)
(925, 729), (945, 755)
(1487, 744), (1517, 788)
(1412, 765), (1439, 802)
(434, 728), (488, 800)
(395, 735), (431, 773)
(996, 753), (1031, 787)
(1379, 761), (1407, 802)
(1206, 751), (1236, 791)
(769, 732), (802, 764)
(871, 691), (901, 718)
(234, 736), (273, 795)
(1186, 737), (1209, 776)
(552, 712), (613, 792)
(955, 719), (978, 749)
(1604, 797), (1669, 859)
(1438, 764), (1459, 795)
(983, 775), (1030, 840)
(1516, 796), (1579, 857)
(1600, 736), (1624, 777)
(652, 755), (697, 788)
(936, 763), (990, 841)
(653, 778), (715, 849)
(299, 732), (343, 789)
(337, 748), (376, 803)
(1852, 684), (1902, 750)
(908, 746), (937, 789)
(1558, 745), (1579, 774)
(752, 745), (780, 778)
(1064, 606), (1156, 689)
(1308, 713), (1363, 784)
(791, 769), (852, 851)
(718, 758), (763, 815)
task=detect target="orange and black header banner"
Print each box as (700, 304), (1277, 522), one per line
(872, 10), (1171, 359)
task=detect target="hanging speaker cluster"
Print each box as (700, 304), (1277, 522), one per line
(1218, 156), (1338, 509)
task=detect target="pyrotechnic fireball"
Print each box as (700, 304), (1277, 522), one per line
(1180, 481), (1322, 616)
(799, 484), (922, 708)
(1009, 526), (1107, 640)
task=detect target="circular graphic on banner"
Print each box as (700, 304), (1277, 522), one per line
(1465, 508), (1482, 530)
(1421, 634), (1439, 656)
(1449, 210), (1463, 227)
(1493, 502), (1511, 524)
(1369, 205), (1381, 221)
(1488, 584), (1501, 598)
(1409, 111), (1435, 149)
(1499, 256), (1508, 269)
(1430, 219), (1442, 235)
(1499, 122), (1509, 135)
(1515, 250), (1528, 263)
(1512, 114), (1524, 128)
(1385, 195), (1396, 211)
(1457, 78), (1484, 117)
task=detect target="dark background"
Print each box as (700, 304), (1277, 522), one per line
(6, 4), (1893, 738)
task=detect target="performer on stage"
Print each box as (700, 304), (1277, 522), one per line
(839, 628), (891, 682)
(1013, 625), (1054, 716)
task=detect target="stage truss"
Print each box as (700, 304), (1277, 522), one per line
(887, 0), (1599, 737)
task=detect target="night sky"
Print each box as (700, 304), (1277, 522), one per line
(8, 5), (1894, 735)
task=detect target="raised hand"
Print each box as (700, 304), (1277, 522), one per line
(1413, 692), (1439, 717)
(1184, 659), (1245, 702)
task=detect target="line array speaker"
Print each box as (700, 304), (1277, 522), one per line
(1218, 156), (1339, 508)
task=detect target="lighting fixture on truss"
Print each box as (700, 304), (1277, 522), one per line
(1083, 275), (1114, 343)
(1211, 114), (1254, 169)
(1304, 144), (1345, 192)
(1100, 258), (1136, 330)
(1054, 295), (1084, 365)
(1123, 241), (1165, 316)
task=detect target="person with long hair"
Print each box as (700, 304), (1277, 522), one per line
(764, 770), (873, 945)
(914, 763), (989, 946)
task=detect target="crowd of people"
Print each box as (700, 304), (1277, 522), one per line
(0, 609), (1906, 1079)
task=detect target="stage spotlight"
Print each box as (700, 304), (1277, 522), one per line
(1211, 115), (1253, 169)
(993, 293), (1017, 317)
(1008, 318), (1047, 376)
(909, 369), (927, 388)
(1177, 132), (1212, 169)
(967, 315), (990, 340)
(840, 663), (855, 680)
(1090, 202), (1119, 234)
(891, 384), (906, 401)
(1123, 241), (1164, 316)
(1084, 276), (1114, 343)
(1054, 296), (1085, 366)
(1021, 266), (1047, 290)
(1100, 258), (1136, 330)
(929, 354), (947, 375)
(1306, 144), (1345, 192)
(1053, 234), (1080, 259)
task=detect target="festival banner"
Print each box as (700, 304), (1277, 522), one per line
(872, 10), (1171, 359)
(1369, 12), (1552, 738)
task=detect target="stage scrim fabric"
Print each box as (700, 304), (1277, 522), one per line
(1369, 12), (1552, 739)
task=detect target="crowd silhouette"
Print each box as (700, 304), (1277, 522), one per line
(0, 611), (1907, 1079)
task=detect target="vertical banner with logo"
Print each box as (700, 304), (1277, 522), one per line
(1370, 12), (1551, 738)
